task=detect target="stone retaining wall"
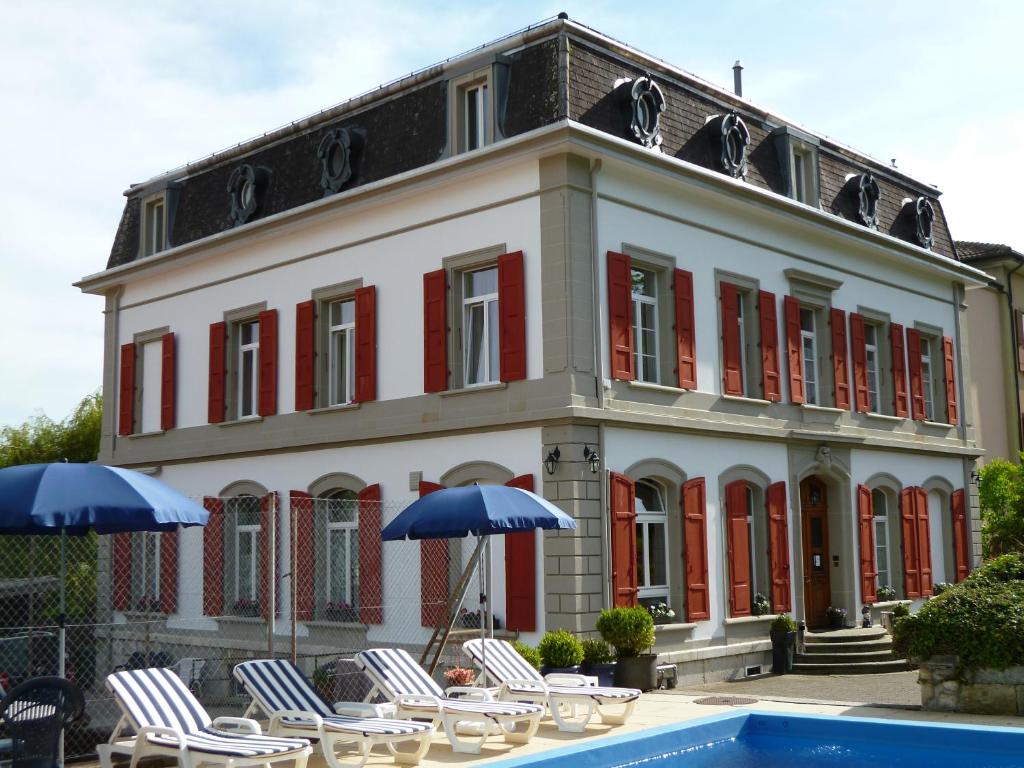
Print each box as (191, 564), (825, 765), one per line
(920, 655), (1024, 715)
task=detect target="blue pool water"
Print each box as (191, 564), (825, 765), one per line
(490, 711), (1024, 768)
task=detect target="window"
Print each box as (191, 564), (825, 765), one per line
(237, 319), (259, 419)
(463, 266), (499, 386)
(790, 146), (818, 206)
(635, 480), (669, 605)
(743, 486), (762, 600)
(228, 495), (260, 613)
(142, 196), (166, 257)
(920, 336), (935, 421)
(800, 307), (819, 405)
(450, 68), (494, 155)
(321, 490), (359, 617)
(864, 324), (881, 413)
(720, 277), (764, 400)
(327, 299), (355, 406)
(464, 81), (489, 152)
(736, 291), (749, 395)
(631, 268), (659, 383)
(872, 489), (891, 590)
(133, 532), (161, 611)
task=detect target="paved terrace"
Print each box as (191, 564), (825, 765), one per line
(86, 686), (1022, 767)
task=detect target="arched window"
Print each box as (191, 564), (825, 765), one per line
(315, 490), (360, 621)
(927, 487), (953, 586)
(872, 488), (892, 591)
(226, 493), (261, 614)
(723, 473), (769, 617)
(635, 479), (669, 607)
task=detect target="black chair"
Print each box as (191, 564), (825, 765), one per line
(0, 677), (84, 768)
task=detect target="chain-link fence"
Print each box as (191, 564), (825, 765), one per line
(0, 493), (501, 760)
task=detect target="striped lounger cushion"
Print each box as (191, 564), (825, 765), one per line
(146, 729), (310, 757)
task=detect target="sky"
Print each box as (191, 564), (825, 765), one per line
(1, 1), (1021, 429)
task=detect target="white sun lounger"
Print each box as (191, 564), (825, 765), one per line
(98, 667), (312, 768)
(232, 659), (434, 768)
(354, 648), (543, 754)
(462, 638), (640, 732)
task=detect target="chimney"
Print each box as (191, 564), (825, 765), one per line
(733, 60), (743, 97)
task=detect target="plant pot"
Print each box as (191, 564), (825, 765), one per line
(540, 665), (581, 676)
(769, 630), (796, 674)
(581, 662), (616, 687)
(613, 654), (657, 691)
(828, 612), (846, 629)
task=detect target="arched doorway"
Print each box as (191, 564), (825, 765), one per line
(800, 476), (831, 628)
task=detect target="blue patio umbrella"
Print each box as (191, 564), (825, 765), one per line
(382, 484), (576, 676)
(0, 463), (209, 682)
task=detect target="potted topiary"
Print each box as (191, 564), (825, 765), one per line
(769, 614), (797, 674)
(580, 639), (616, 687)
(537, 629), (584, 675)
(511, 640), (541, 670)
(825, 605), (847, 629)
(596, 606), (657, 690)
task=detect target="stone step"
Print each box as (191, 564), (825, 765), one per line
(791, 659), (910, 675)
(804, 628), (888, 644)
(801, 639), (893, 654)
(794, 650), (897, 665)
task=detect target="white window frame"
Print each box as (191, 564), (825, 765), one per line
(237, 319), (260, 419)
(324, 492), (359, 609)
(139, 532), (161, 607)
(462, 266), (499, 387)
(864, 323), (881, 413)
(790, 145), (818, 206)
(736, 292), (749, 396)
(234, 507), (260, 604)
(464, 81), (489, 152)
(872, 489), (891, 590)
(141, 193), (167, 257)
(327, 299), (356, 406)
(800, 307), (819, 405)
(920, 336), (935, 421)
(745, 485), (760, 598)
(631, 268), (660, 384)
(635, 479), (670, 601)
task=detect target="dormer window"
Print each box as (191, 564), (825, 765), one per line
(141, 195), (167, 257)
(773, 126), (820, 206)
(465, 81), (489, 151)
(450, 67), (495, 155)
(709, 112), (750, 178)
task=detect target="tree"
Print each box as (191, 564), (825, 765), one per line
(979, 458), (1024, 557)
(0, 391), (102, 468)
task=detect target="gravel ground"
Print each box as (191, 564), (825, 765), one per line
(674, 670), (921, 708)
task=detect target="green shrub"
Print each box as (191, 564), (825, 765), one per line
(876, 585), (898, 602)
(978, 458), (1024, 556)
(932, 582), (953, 596)
(511, 640), (542, 670)
(752, 593), (771, 616)
(892, 602), (910, 618)
(966, 553), (1024, 585)
(537, 629), (584, 668)
(581, 638), (615, 665)
(892, 577), (1024, 671)
(769, 614), (797, 633)
(596, 606), (655, 658)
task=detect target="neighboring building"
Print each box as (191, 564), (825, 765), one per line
(77, 16), (987, 683)
(959, 241), (1024, 465)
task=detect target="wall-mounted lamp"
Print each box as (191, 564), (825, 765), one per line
(970, 469), (981, 486)
(583, 445), (601, 474)
(544, 446), (561, 476)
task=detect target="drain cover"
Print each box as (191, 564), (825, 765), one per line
(693, 696), (758, 706)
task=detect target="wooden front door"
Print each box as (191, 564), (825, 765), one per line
(801, 477), (831, 629)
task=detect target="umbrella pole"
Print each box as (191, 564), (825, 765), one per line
(479, 535), (486, 687)
(422, 537), (484, 674)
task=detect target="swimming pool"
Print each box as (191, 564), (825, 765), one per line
(491, 711), (1024, 768)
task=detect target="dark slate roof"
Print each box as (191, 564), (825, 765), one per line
(104, 17), (958, 271)
(956, 241), (1022, 263)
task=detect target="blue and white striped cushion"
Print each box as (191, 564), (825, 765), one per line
(147, 727), (309, 757)
(512, 684), (640, 702)
(396, 698), (541, 717)
(107, 668), (212, 735)
(355, 649), (445, 699)
(233, 659), (334, 718)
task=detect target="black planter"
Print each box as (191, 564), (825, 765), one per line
(540, 664), (581, 676)
(581, 662), (616, 687)
(769, 630), (796, 674)
(613, 654), (657, 691)
(828, 612), (846, 629)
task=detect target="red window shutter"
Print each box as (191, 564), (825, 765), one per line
(358, 484), (384, 624)
(504, 474), (536, 631)
(295, 301), (316, 411)
(766, 481), (791, 613)
(202, 497), (225, 616)
(951, 488), (970, 582)
(208, 322), (227, 424)
(943, 336), (958, 424)
(830, 308), (850, 410)
(112, 533), (132, 611)
(850, 313), (869, 413)
(423, 270), (448, 393)
(354, 286), (378, 402)
(890, 323), (909, 418)
(160, 332), (176, 431)
(915, 487), (932, 596)
(419, 481), (449, 626)
(160, 528), (179, 614)
(675, 268), (697, 389)
(681, 477), (710, 621)
(720, 282), (743, 395)
(609, 472), (637, 607)
(118, 343), (135, 436)
(784, 296), (805, 404)
(607, 251), (635, 381)
(725, 480), (752, 617)
(759, 290), (781, 402)
(857, 485), (877, 604)
(290, 491), (314, 621)
(259, 492), (278, 619)
(900, 487), (920, 598)
(258, 309), (278, 417)
(498, 251), (527, 382)
(907, 328), (925, 420)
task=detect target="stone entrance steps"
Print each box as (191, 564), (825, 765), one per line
(792, 626), (909, 675)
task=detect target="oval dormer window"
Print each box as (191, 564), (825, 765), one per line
(317, 127), (354, 195)
(629, 76), (665, 149)
(717, 112), (749, 178)
(914, 197), (935, 249)
(227, 164), (264, 226)
(854, 173), (881, 228)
